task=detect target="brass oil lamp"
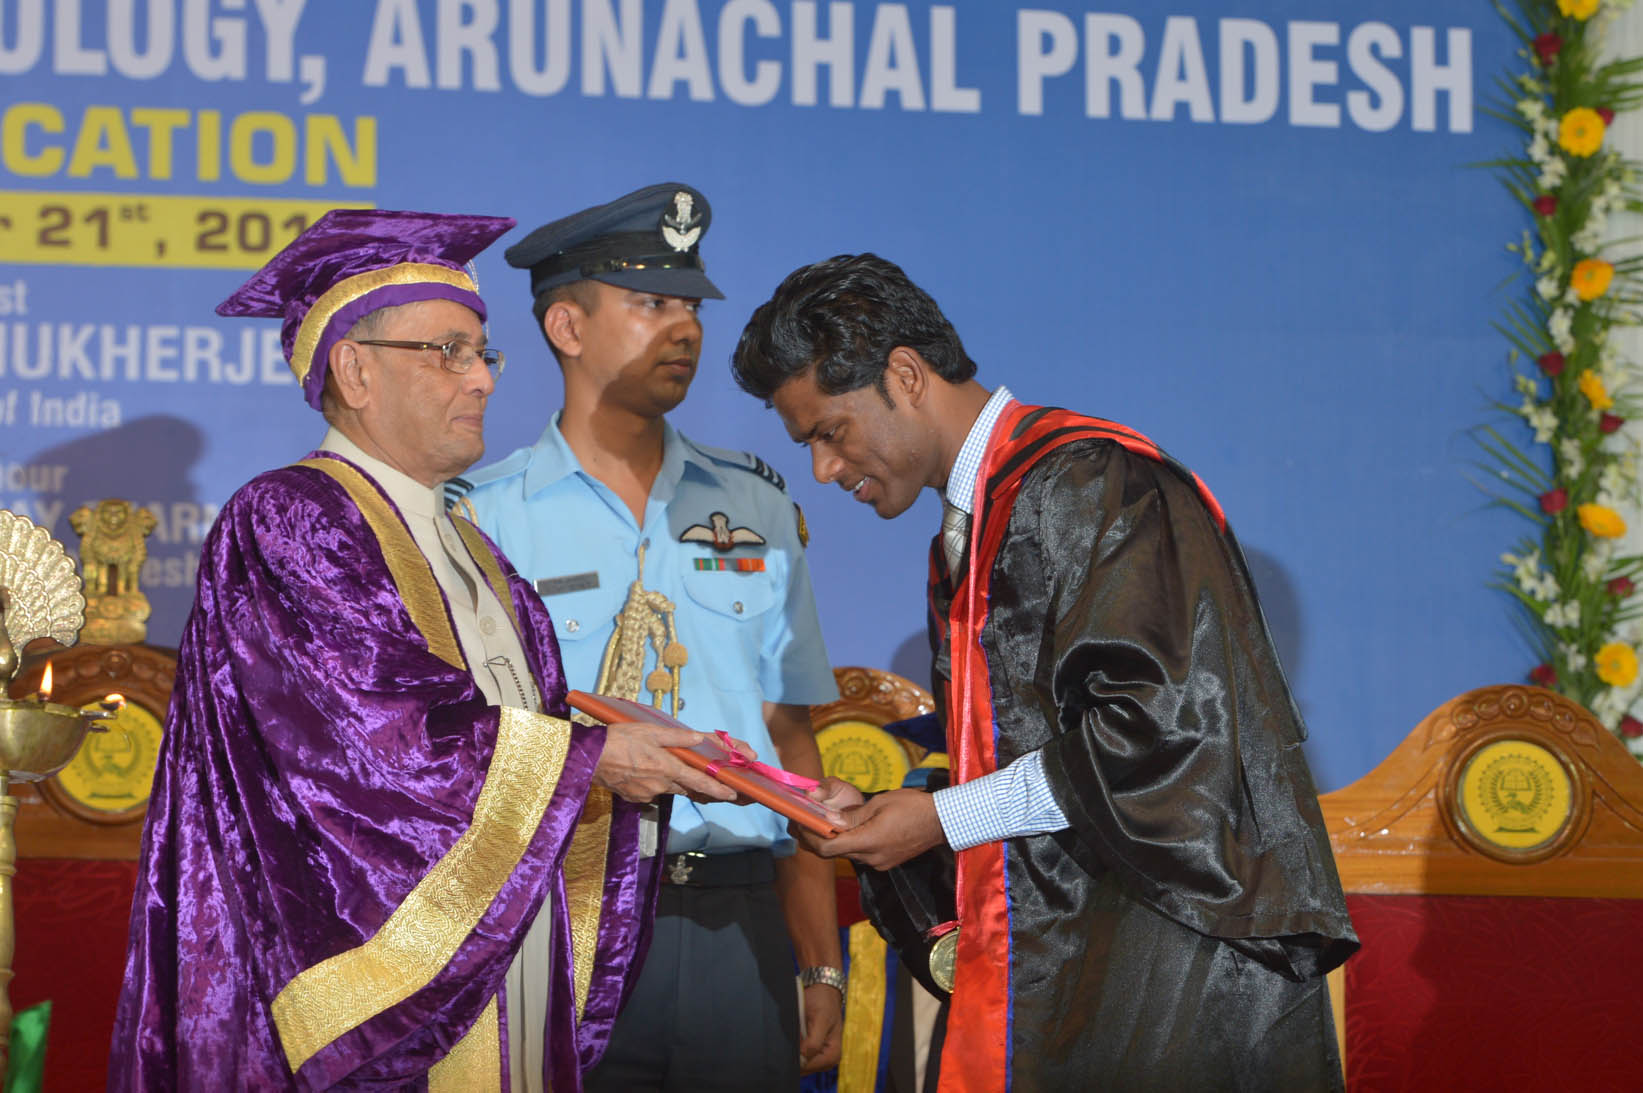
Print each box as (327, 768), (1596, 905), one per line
(0, 510), (119, 1070)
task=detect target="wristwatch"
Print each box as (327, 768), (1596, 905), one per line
(799, 965), (847, 993)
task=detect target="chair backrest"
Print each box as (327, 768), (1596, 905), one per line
(809, 666), (944, 1093)
(809, 665), (941, 795)
(1320, 684), (1643, 1090)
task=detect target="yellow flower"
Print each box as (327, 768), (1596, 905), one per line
(1578, 503), (1627, 538)
(1571, 258), (1615, 301)
(1578, 369), (1614, 410)
(1559, 107), (1606, 156)
(1596, 642), (1638, 687)
(1558, 0), (1601, 20)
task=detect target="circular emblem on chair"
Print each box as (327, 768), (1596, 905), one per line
(1453, 737), (1576, 859)
(816, 719), (912, 793)
(52, 698), (165, 819)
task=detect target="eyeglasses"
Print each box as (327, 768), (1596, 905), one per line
(354, 338), (505, 377)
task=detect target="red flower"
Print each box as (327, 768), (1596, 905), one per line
(1621, 715), (1643, 739)
(1538, 351), (1566, 376)
(1600, 412), (1625, 434)
(1534, 33), (1563, 64)
(1609, 575), (1635, 597)
(1597, 106), (1616, 126)
(1540, 487), (1569, 514)
(1533, 194), (1558, 216)
(1530, 663), (1558, 687)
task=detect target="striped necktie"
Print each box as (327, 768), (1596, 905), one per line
(941, 500), (970, 575)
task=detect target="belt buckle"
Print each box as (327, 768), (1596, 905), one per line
(668, 852), (704, 885)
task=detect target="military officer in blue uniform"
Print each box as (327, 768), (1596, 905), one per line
(456, 183), (843, 1091)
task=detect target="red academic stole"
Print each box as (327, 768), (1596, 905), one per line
(936, 404), (1224, 1091)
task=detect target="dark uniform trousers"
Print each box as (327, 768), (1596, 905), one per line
(585, 849), (801, 1093)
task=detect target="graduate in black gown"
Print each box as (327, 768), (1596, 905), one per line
(730, 254), (1358, 1092)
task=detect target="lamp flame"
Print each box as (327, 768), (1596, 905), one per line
(39, 662), (52, 702)
(103, 693), (125, 713)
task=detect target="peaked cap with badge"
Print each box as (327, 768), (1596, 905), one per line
(504, 182), (724, 301)
(216, 208), (515, 409)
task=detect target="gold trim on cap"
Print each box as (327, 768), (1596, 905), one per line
(271, 707), (574, 1074)
(291, 263), (478, 386)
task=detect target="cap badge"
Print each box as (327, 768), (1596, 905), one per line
(661, 191), (703, 253)
(681, 512), (765, 552)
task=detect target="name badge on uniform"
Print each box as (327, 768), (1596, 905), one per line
(536, 571), (600, 597)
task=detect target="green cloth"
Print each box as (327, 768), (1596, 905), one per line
(4, 1001), (49, 1093)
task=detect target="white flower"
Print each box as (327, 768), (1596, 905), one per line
(1549, 309), (1575, 353)
(1505, 549), (1562, 601)
(1545, 600), (1582, 628)
(1573, 226), (1603, 253)
(1561, 437), (1585, 478)
(1537, 158), (1567, 190)
(1522, 402), (1558, 444)
(1518, 97), (1546, 123)
(1538, 246), (1558, 274)
(1527, 132), (1551, 163)
(1592, 688), (1623, 727)
(1538, 275), (1561, 300)
(1562, 645), (1590, 672)
(1583, 544), (1612, 581)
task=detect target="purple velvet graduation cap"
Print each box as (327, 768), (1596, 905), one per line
(216, 208), (515, 409)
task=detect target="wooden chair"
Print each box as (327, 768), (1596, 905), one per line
(809, 666), (943, 1093)
(1320, 684), (1643, 1091)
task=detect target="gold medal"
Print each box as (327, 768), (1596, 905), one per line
(928, 928), (959, 994)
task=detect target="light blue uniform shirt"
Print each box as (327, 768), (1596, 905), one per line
(462, 414), (837, 856)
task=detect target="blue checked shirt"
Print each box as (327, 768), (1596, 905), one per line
(930, 386), (1072, 852)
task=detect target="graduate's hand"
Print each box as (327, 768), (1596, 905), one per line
(594, 721), (736, 804)
(806, 789), (947, 870)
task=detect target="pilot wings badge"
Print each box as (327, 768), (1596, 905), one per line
(661, 191), (702, 252)
(681, 512), (765, 552)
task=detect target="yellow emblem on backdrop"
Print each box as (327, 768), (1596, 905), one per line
(816, 719), (911, 793)
(1457, 738), (1574, 851)
(53, 699), (164, 814)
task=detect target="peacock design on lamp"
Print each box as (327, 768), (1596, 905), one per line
(0, 510), (86, 684)
(0, 509), (117, 1072)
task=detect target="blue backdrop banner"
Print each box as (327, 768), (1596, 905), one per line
(1, 1), (1520, 789)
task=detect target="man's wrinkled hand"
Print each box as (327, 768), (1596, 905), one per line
(593, 721), (736, 804)
(788, 776), (867, 855)
(798, 788), (946, 870)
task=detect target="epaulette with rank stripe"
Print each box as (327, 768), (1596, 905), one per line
(684, 438), (789, 493)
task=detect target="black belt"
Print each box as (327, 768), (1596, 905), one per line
(661, 848), (775, 887)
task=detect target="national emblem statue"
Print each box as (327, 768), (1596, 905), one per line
(70, 500), (157, 645)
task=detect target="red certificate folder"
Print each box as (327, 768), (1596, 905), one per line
(567, 690), (841, 838)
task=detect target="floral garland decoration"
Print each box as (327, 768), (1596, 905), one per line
(1483, 0), (1643, 757)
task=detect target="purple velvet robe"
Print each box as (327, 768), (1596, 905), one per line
(109, 455), (663, 1091)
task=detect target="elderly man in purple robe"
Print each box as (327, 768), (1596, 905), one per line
(108, 209), (734, 1092)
